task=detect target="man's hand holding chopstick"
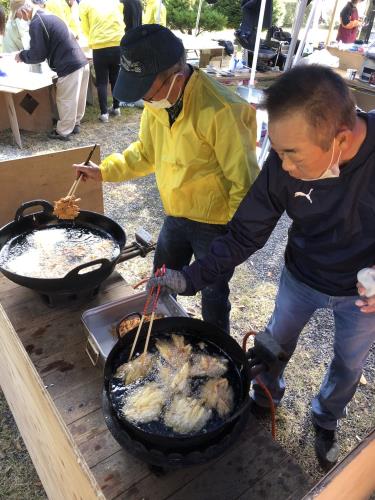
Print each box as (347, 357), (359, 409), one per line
(73, 161), (103, 182)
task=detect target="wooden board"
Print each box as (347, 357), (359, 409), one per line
(0, 305), (104, 500)
(305, 430), (375, 499)
(0, 272), (312, 500)
(0, 145), (103, 226)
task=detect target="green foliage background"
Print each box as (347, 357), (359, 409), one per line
(165, 0), (227, 34)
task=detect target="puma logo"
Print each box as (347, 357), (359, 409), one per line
(294, 188), (313, 204)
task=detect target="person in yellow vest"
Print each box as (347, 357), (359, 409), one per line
(45, 0), (80, 38)
(79, 0), (124, 122)
(143, 0), (166, 26)
(73, 25), (259, 334)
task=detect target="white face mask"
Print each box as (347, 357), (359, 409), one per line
(148, 73), (182, 109)
(301, 139), (342, 181)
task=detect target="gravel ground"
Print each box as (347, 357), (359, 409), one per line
(0, 104), (374, 499)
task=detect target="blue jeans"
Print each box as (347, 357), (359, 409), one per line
(154, 216), (232, 333)
(253, 267), (375, 430)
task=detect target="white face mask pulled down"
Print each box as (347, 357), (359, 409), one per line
(301, 139), (342, 181)
(148, 73), (182, 109)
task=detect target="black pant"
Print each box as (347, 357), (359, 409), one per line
(153, 216), (233, 334)
(92, 46), (120, 115)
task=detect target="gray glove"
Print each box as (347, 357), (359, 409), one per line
(147, 269), (187, 294)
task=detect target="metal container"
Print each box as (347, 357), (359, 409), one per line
(82, 291), (189, 368)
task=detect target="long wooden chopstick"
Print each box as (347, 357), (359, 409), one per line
(66, 143), (98, 198)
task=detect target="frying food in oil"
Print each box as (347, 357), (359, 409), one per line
(0, 227), (120, 279)
(190, 353), (228, 378)
(53, 195), (81, 220)
(200, 377), (234, 417)
(122, 383), (166, 423)
(112, 335), (235, 433)
(164, 395), (212, 434)
(155, 334), (192, 368)
(115, 353), (153, 385)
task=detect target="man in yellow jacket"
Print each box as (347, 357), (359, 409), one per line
(79, 0), (124, 122)
(144, 0), (166, 26)
(45, 0), (80, 38)
(74, 25), (258, 333)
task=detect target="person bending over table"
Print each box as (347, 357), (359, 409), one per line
(73, 25), (259, 335)
(148, 65), (375, 470)
(15, 0), (89, 140)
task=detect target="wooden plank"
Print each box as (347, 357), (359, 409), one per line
(3, 92), (22, 148)
(0, 304), (104, 500)
(54, 376), (103, 425)
(0, 145), (104, 226)
(120, 416), (263, 500)
(91, 450), (149, 499)
(304, 430), (375, 500)
(78, 428), (122, 469)
(236, 456), (311, 500)
(164, 426), (308, 500)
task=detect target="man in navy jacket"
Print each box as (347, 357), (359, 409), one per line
(149, 65), (375, 470)
(15, 0), (89, 139)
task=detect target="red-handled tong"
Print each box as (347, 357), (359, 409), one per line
(128, 265), (166, 361)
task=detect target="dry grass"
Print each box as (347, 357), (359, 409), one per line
(0, 99), (374, 498)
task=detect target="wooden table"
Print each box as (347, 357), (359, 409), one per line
(0, 272), (311, 500)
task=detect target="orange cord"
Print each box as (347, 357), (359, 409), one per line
(132, 277), (149, 289)
(242, 330), (276, 440)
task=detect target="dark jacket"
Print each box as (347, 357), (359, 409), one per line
(19, 10), (87, 77)
(184, 111), (375, 297)
(120, 0), (142, 32)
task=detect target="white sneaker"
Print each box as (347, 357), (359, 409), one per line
(109, 107), (121, 117)
(99, 113), (109, 123)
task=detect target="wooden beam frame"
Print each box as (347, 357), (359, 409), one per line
(0, 305), (104, 500)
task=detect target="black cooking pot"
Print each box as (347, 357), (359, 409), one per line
(0, 200), (150, 294)
(103, 317), (253, 455)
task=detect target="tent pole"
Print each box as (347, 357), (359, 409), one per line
(326, 0), (340, 45)
(248, 0), (267, 89)
(156, 0), (162, 23)
(284, 0), (309, 70)
(195, 0), (204, 36)
(293, 0), (319, 66)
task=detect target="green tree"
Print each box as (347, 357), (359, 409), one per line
(272, 0), (286, 26)
(166, 0), (227, 34)
(215, 0), (241, 29)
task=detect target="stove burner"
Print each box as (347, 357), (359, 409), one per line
(39, 286), (100, 307)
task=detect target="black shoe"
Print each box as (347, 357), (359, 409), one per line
(249, 398), (271, 418)
(314, 423), (339, 470)
(48, 130), (71, 141)
(72, 124), (80, 134)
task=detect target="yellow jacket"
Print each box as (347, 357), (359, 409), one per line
(100, 69), (259, 225)
(143, 0), (167, 26)
(46, 0), (81, 38)
(79, 0), (124, 50)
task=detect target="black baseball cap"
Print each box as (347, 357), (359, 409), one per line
(113, 25), (185, 103)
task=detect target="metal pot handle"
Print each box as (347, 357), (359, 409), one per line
(15, 199), (54, 222)
(64, 258), (110, 279)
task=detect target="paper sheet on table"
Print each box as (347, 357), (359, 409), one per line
(0, 58), (54, 90)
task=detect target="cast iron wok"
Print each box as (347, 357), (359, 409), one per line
(0, 199), (126, 294)
(103, 317), (253, 453)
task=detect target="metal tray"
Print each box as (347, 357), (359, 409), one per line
(82, 291), (189, 368)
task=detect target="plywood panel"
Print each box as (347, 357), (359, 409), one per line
(305, 430), (375, 500)
(0, 304), (104, 500)
(0, 145), (103, 226)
